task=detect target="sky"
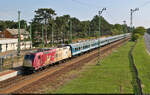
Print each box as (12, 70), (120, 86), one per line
(0, 0), (150, 28)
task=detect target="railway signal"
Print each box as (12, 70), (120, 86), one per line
(97, 8), (106, 65)
(130, 8), (139, 33)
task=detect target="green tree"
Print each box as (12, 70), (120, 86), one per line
(71, 17), (81, 39)
(55, 15), (71, 44)
(111, 28), (121, 35)
(34, 8), (56, 45)
(91, 15), (112, 37)
(113, 24), (123, 32)
(133, 26), (146, 36)
(80, 21), (90, 38)
(132, 26), (146, 41)
(30, 21), (42, 46)
(0, 21), (6, 31)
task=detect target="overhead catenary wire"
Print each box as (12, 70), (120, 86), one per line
(71, 0), (117, 23)
(71, 0), (133, 27)
(71, 0), (103, 8)
(138, 0), (150, 8)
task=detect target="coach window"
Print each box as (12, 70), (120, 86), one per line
(87, 45), (88, 48)
(77, 48), (79, 51)
(78, 47), (80, 51)
(75, 48), (77, 51)
(83, 46), (85, 49)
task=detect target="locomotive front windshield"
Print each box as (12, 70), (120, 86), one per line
(24, 54), (35, 62)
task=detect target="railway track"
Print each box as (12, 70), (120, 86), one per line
(0, 38), (129, 94)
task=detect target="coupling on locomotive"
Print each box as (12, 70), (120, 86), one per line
(23, 33), (130, 72)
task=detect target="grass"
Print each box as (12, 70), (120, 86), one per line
(133, 37), (150, 93)
(48, 41), (135, 94)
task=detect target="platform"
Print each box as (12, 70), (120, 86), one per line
(0, 69), (21, 82)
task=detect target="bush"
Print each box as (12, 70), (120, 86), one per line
(131, 26), (146, 41)
(132, 33), (141, 41)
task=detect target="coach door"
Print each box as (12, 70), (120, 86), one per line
(0, 44), (2, 52)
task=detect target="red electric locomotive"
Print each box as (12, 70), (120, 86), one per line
(23, 48), (56, 71)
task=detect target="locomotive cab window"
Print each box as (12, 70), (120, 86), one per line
(75, 47), (79, 51)
(24, 54), (35, 61)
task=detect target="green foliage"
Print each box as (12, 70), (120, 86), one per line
(132, 26), (146, 41)
(133, 38), (150, 93)
(34, 8), (56, 23)
(114, 24), (123, 31)
(0, 7), (131, 47)
(132, 33), (141, 41)
(90, 15), (113, 36)
(110, 24), (124, 35)
(0, 22), (6, 31)
(33, 8), (56, 45)
(111, 28), (122, 35)
(134, 27), (146, 36)
(0, 20), (27, 31)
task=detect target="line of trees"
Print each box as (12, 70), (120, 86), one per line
(0, 8), (130, 47)
(132, 26), (146, 41)
(0, 20), (27, 31)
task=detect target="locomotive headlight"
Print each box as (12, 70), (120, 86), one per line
(23, 59), (32, 67)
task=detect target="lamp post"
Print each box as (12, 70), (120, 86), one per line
(97, 8), (106, 65)
(17, 11), (21, 56)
